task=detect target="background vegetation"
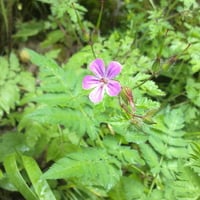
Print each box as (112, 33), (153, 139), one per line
(0, 0), (200, 199)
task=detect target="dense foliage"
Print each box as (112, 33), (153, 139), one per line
(0, 0), (200, 199)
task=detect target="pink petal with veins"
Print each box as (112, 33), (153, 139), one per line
(106, 80), (121, 96)
(89, 85), (105, 103)
(82, 75), (100, 89)
(106, 61), (122, 79)
(89, 58), (105, 78)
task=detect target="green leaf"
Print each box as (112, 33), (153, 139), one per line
(141, 80), (165, 96)
(119, 148), (145, 166)
(18, 71), (35, 92)
(14, 20), (44, 39)
(64, 45), (92, 69)
(166, 147), (188, 159)
(173, 166), (200, 199)
(139, 143), (159, 171)
(27, 49), (59, 70)
(22, 155), (56, 200)
(4, 154), (38, 200)
(27, 106), (98, 139)
(41, 30), (65, 47)
(43, 148), (122, 191)
(9, 52), (20, 71)
(0, 57), (8, 85)
(149, 135), (166, 155)
(0, 82), (20, 113)
(186, 78), (200, 107)
(33, 93), (70, 107)
(0, 132), (28, 162)
(109, 176), (146, 200)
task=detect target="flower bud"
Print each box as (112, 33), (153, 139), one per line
(120, 87), (135, 112)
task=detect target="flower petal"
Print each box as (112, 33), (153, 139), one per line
(82, 75), (100, 89)
(106, 80), (121, 96)
(89, 58), (105, 78)
(106, 61), (122, 79)
(89, 85), (105, 103)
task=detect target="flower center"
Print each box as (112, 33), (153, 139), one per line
(100, 77), (108, 84)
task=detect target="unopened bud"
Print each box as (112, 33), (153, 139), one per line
(120, 87), (135, 112)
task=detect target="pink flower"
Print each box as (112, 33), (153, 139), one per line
(82, 58), (122, 103)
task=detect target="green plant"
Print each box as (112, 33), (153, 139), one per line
(0, 0), (200, 199)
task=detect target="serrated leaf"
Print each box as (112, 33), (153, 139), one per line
(27, 106), (98, 139)
(173, 166), (200, 199)
(186, 78), (200, 107)
(64, 45), (92, 69)
(166, 147), (188, 159)
(125, 132), (148, 144)
(27, 49), (59, 70)
(9, 52), (20, 71)
(119, 148), (145, 166)
(149, 134), (166, 155)
(141, 80), (165, 96)
(18, 71), (35, 92)
(109, 176), (146, 200)
(33, 93), (70, 107)
(139, 143), (159, 170)
(0, 82), (20, 113)
(43, 148), (121, 191)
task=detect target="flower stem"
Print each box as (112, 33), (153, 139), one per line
(96, 0), (104, 32)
